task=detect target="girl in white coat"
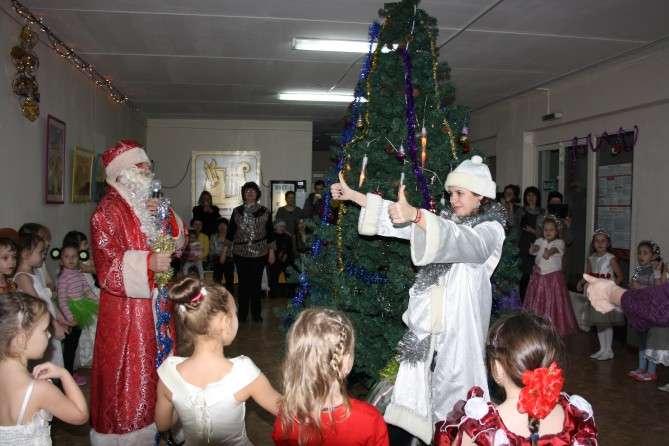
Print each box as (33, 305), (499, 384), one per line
(331, 156), (505, 443)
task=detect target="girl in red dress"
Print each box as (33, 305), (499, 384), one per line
(435, 312), (597, 446)
(272, 308), (389, 446)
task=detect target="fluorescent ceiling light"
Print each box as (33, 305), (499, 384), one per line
(279, 91), (366, 103)
(292, 38), (395, 54)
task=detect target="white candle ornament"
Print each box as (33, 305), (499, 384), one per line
(359, 154), (368, 188)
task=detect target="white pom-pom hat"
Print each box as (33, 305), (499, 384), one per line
(445, 155), (496, 199)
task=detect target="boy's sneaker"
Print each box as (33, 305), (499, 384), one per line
(73, 374), (87, 386)
(628, 369), (645, 379)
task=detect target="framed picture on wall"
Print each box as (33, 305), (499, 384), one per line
(192, 151), (261, 218)
(71, 147), (94, 203)
(45, 115), (66, 203)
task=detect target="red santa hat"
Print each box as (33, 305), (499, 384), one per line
(102, 140), (150, 181)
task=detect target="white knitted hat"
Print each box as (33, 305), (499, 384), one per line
(444, 155), (496, 199)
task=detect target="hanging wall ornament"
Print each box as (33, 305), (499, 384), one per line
(11, 24), (40, 121)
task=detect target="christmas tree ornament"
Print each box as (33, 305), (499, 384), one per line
(429, 197), (437, 213)
(460, 126), (471, 153)
(356, 115), (364, 129)
(397, 144), (406, 161)
(420, 126), (428, 167)
(385, 143), (394, 155)
(359, 153), (368, 188)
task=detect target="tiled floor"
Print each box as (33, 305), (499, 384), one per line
(53, 297), (669, 445)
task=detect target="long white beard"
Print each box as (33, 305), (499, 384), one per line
(116, 167), (159, 242)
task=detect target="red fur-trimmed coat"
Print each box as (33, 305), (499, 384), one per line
(89, 187), (184, 435)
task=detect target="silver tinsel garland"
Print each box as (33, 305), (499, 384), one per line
(396, 330), (431, 365)
(413, 202), (507, 293)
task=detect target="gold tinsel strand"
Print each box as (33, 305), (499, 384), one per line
(152, 234), (176, 287)
(336, 203), (347, 272)
(442, 119), (458, 161)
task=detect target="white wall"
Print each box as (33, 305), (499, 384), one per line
(0, 11), (145, 246)
(470, 41), (669, 266)
(146, 119), (312, 220)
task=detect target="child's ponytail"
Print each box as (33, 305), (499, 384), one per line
(168, 277), (233, 356)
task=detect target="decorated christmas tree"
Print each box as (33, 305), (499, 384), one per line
(491, 234), (523, 320)
(286, 0), (493, 382)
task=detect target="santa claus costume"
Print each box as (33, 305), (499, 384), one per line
(89, 140), (184, 445)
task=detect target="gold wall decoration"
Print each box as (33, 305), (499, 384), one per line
(11, 24), (40, 121)
(192, 151), (261, 218)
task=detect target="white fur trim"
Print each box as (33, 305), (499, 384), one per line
(105, 147), (150, 184)
(122, 250), (151, 299)
(358, 193), (384, 236)
(384, 403), (433, 444)
(90, 423), (157, 445)
(411, 211), (442, 266)
(445, 171), (496, 199)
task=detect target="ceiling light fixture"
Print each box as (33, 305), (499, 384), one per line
(279, 91), (367, 103)
(292, 38), (395, 54)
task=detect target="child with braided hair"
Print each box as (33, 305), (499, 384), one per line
(155, 277), (280, 445)
(273, 308), (389, 445)
(435, 312), (597, 446)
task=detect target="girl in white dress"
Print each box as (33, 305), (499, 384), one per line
(578, 230), (624, 360)
(14, 233), (68, 368)
(0, 292), (89, 446)
(155, 278), (281, 445)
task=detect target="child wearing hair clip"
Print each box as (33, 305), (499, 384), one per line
(577, 230), (624, 360)
(523, 216), (578, 337)
(155, 278), (280, 445)
(435, 312), (597, 446)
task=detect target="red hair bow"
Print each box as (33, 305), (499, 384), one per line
(517, 362), (564, 420)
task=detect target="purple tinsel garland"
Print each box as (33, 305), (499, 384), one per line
(400, 47), (431, 208)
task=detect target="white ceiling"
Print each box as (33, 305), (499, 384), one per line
(20, 0), (669, 132)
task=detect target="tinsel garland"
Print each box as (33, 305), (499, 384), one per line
(153, 199), (175, 368)
(344, 262), (390, 285)
(290, 22), (381, 310)
(400, 47), (431, 208)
